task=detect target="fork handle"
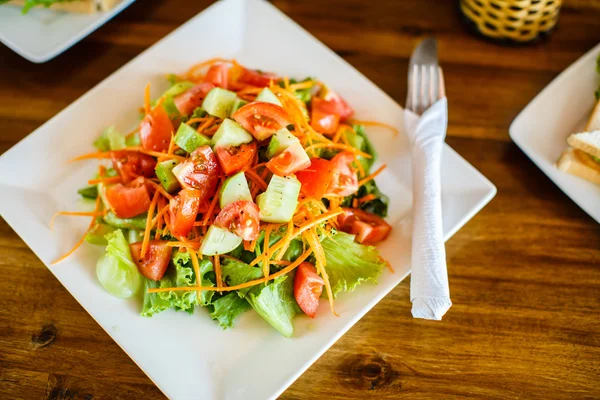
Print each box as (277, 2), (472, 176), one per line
(407, 98), (452, 320)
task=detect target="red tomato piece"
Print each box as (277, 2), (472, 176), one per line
(205, 63), (231, 89)
(310, 97), (340, 134)
(214, 200), (260, 241)
(215, 141), (257, 176)
(173, 145), (220, 204)
(232, 102), (291, 141)
(105, 177), (151, 219)
(266, 147), (311, 177)
(129, 240), (172, 281)
(140, 106), (174, 152)
(327, 152), (359, 197)
(324, 91), (354, 121)
(174, 82), (215, 116)
(337, 208), (392, 245)
(293, 262), (324, 318)
(171, 189), (202, 238)
(238, 68), (278, 87)
(111, 151), (156, 183)
(295, 158), (334, 199)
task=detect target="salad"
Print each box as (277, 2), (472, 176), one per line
(52, 59), (396, 337)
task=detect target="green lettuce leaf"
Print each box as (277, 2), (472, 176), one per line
(93, 126), (125, 152)
(84, 222), (116, 245)
(246, 274), (300, 337)
(77, 186), (98, 199)
(209, 293), (251, 329)
(96, 230), (143, 299)
(221, 258), (263, 298)
(141, 278), (173, 317)
(341, 179), (389, 217)
(0, 0), (73, 13)
(321, 232), (385, 297)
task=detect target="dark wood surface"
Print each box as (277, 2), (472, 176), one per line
(1, 1), (600, 399)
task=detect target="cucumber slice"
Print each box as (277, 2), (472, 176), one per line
(256, 88), (282, 106)
(127, 229), (143, 244)
(103, 212), (148, 230)
(203, 87), (237, 119)
(174, 123), (211, 153)
(212, 119), (253, 149)
(200, 225), (243, 256)
(230, 97), (248, 116)
(155, 159), (180, 193)
(265, 128), (299, 159)
(257, 175), (301, 223)
(220, 172), (252, 208)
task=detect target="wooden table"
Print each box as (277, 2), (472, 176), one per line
(1, 1), (599, 398)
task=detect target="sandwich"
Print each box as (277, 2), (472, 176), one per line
(556, 101), (600, 185)
(556, 55), (600, 185)
(0, 0), (122, 14)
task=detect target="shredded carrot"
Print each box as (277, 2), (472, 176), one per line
(51, 197), (101, 265)
(87, 176), (121, 185)
(274, 220), (295, 261)
(185, 117), (209, 126)
(249, 237), (258, 253)
(244, 169), (268, 190)
(358, 164), (387, 186)
(188, 249), (203, 298)
(262, 224), (274, 277)
(202, 181), (222, 226)
(293, 208), (343, 239)
(184, 57), (228, 80)
(197, 117), (217, 133)
(125, 148), (186, 161)
(354, 154), (365, 178)
(351, 120), (399, 136)
(283, 76), (290, 90)
(289, 81), (314, 91)
(149, 248), (313, 294)
(214, 255), (222, 289)
(144, 83), (151, 115)
(146, 180), (173, 200)
(50, 211), (104, 230)
(141, 189), (160, 259)
(269, 260), (292, 266)
(304, 228), (337, 316)
(166, 241), (200, 249)
(303, 143), (371, 159)
(358, 194), (377, 204)
(352, 198), (358, 208)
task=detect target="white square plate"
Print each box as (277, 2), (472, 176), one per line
(0, 0), (496, 398)
(510, 43), (600, 223)
(0, 0), (135, 63)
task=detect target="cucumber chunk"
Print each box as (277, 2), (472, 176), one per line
(230, 97), (248, 116)
(212, 119), (253, 149)
(174, 123), (211, 153)
(256, 88), (282, 106)
(220, 172), (252, 208)
(203, 87), (237, 119)
(265, 128), (299, 159)
(200, 225), (243, 256)
(257, 175), (301, 223)
(155, 159), (181, 193)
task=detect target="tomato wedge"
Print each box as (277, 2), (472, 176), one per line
(140, 106), (173, 152)
(129, 240), (172, 281)
(174, 82), (215, 116)
(214, 200), (260, 241)
(293, 262), (324, 318)
(324, 91), (354, 121)
(337, 208), (392, 245)
(204, 63), (231, 89)
(173, 145), (220, 203)
(111, 151), (156, 183)
(238, 68), (278, 87)
(170, 189), (202, 238)
(266, 146), (311, 176)
(295, 158), (335, 199)
(105, 177), (151, 219)
(311, 97), (340, 134)
(327, 152), (359, 197)
(215, 142), (257, 176)
(232, 102), (291, 141)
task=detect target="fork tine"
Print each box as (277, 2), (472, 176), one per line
(419, 64), (427, 114)
(438, 67), (446, 99)
(429, 64), (436, 109)
(411, 64), (419, 114)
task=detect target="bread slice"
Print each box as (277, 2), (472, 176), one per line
(7, 0), (121, 13)
(567, 130), (600, 159)
(585, 100), (600, 131)
(557, 147), (600, 184)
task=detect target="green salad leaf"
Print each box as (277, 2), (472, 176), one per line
(246, 275), (300, 337)
(96, 230), (142, 299)
(0, 0), (73, 13)
(103, 212), (148, 230)
(84, 221), (116, 245)
(209, 293), (251, 329)
(221, 258), (263, 298)
(77, 186), (98, 199)
(141, 279), (173, 317)
(341, 179), (389, 217)
(93, 126), (125, 152)
(321, 232), (385, 298)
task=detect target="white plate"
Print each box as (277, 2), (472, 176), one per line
(510, 43), (600, 223)
(0, 0), (496, 398)
(0, 0), (135, 63)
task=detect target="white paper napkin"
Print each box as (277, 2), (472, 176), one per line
(403, 98), (452, 320)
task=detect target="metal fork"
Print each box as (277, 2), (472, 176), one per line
(406, 64), (446, 115)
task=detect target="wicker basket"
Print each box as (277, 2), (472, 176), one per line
(460, 0), (563, 43)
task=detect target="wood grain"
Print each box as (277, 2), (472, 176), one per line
(0, 0), (599, 399)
